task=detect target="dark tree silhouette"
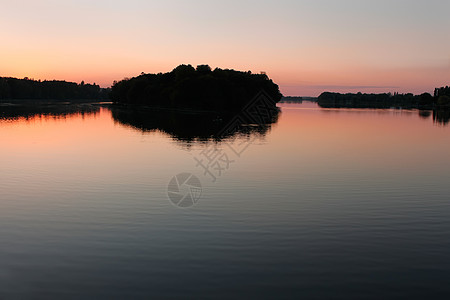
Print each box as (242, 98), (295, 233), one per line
(110, 64), (283, 111)
(317, 88), (449, 110)
(0, 77), (110, 100)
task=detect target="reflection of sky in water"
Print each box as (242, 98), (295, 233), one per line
(0, 102), (449, 298)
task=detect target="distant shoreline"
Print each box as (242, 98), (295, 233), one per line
(317, 88), (450, 110)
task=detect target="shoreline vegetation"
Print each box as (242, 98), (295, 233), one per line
(0, 77), (110, 101)
(318, 86), (450, 109)
(1, 68), (449, 114)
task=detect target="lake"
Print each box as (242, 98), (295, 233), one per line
(1, 101), (449, 299)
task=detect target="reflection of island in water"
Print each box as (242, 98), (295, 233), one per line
(432, 109), (450, 126)
(111, 106), (280, 143)
(0, 94), (281, 142)
(418, 109), (450, 126)
(111, 92), (281, 143)
(0, 103), (100, 121)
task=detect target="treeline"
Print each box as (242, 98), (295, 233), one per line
(434, 86), (450, 106)
(318, 86), (450, 109)
(110, 64), (282, 111)
(0, 77), (110, 100)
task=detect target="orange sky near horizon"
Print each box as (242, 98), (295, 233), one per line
(1, 0), (449, 96)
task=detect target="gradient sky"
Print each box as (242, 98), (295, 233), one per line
(1, 0), (449, 96)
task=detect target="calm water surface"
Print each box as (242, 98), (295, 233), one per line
(0, 102), (449, 299)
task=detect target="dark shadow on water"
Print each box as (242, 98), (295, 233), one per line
(110, 106), (280, 144)
(0, 103), (100, 121)
(418, 109), (450, 126)
(111, 90), (281, 144)
(433, 109), (450, 126)
(317, 103), (449, 127)
(418, 110), (432, 119)
(0, 95), (281, 143)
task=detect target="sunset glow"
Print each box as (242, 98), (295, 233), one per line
(1, 0), (449, 96)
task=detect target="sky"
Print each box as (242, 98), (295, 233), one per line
(1, 0), (449, 96)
